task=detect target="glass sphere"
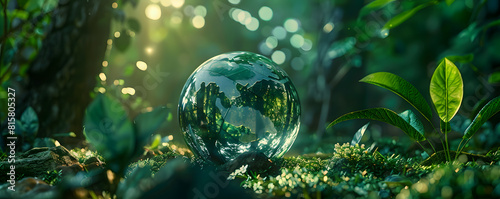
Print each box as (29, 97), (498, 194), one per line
(178, 51), (300, 165)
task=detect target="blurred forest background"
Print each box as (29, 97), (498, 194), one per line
(1, 0), (500, 152)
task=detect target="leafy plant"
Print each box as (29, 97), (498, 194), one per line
(83, 93), (169, 194)
(1, 106), (60, 151)
(328, 58), (500, 162)
(41, 169), (62, 185)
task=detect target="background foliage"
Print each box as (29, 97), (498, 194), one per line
(1, 0), (499, 151)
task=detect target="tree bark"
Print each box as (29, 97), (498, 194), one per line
(22, 0), (113, 144)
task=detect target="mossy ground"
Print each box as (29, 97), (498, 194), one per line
(119, 142), (500, 198)
(4, 140), (500, 198)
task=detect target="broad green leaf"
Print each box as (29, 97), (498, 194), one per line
(134, 106), (169, 155)
(383, 2), (435, 30)
(398, 110), (425, 136)
(21, 106), (39, 136)
(446, 0), (455, 6)
(358, 0), (395, 20)
(440, 120), (451, 134)
(149, 134), (162, 150)
(360, 72), (433, 121)
(489, 72), (500, 84)
(84, 94), (135, 174)
(443, 54), (474, 64)
(430, 58), (463, 122)
(463, 96), (500, 139)
(328, 108), (426, 141)
(14, 120), (25, 136)
(114, 30), (131, 53)
(351, 123), (370, 146)
(127, 18), (141, 33)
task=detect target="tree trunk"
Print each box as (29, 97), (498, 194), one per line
(22, 0), (113, 144)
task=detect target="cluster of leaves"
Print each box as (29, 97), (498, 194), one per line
(69, 147), (104, 165)
(126, 150), (179, 175)
(328, 58), (500, 162)
(41, 169), (62, 185)
(0, 0), (57, 82)
(83, 93), (169, 194)
(1, 106), (63, 152)
(84, 94), (168, 175)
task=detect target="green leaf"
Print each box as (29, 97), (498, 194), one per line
(84, 94), (135, 174)
(14, 120), (25, 136)
(21, 106), (39, 136)
(351, 123), (370, 146)
(398, 110), (425, 136)
(383, 1), (435, 30)
(463, 96), (500, 139)
(328, 108), (426, 141)
(358, 0), (395, 20)
(489, 72), (500, 84)
(149, 134), (162, 150)
(446, 0), (455, 6)
(134, 107), (169, 154)
(360, 72), (433, 121)
(430, 58), (463, 122)
(127, 18), (141, 33)
(114, 30), (131, 53)
(440, 120), (451, 134)
(443, 54), (474, 64)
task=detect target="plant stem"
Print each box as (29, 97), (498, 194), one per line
(444, 133), (451, 162)
(416, 141), (429, 156)
(455, 139), (465, 160)
(427, 139), (437, 154)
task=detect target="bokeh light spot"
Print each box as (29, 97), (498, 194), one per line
(112, 2), (118, 8)
(194, 5), (207, 17)
(171, 11), (183, 24)
(114, 31), (120, 38)
(323, 22), (334, 33)
(228, 0), (240, 5)
(121, 87), (136, 95)
(171, 0), (185, 8)
(301, 39), (312, 51)
(272, 50), (286, 64)
(98, 87), (106, 93)
(258, 6), (273, 21)
(136, 61), (148, 71)
(245, 17), (259, 31)
(102, 61), (108, 67)
(99, 73), (107, 81)
(272, 26), (287, 40)
(192, 16), (205, 29)
(284, 18), (299, 33)
(160, 0), (171, 7)
(265, 36), (278, 49)
(290, 34), (304, 48)
(145, 4), (162, 20)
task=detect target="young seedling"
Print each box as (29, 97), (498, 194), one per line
(328, 58), (500, 162)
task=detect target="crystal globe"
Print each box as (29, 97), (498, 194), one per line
(178, 52), (301, 165)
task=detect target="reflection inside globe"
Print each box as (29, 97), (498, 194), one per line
(178, 51), (300, 165)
